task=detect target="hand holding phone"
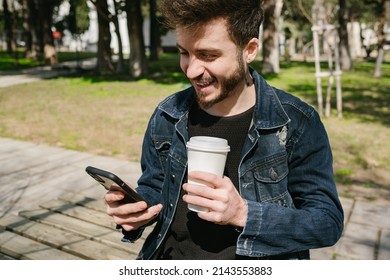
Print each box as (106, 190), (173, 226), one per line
(85, 166), (147, 205)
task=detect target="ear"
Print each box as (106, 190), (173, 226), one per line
(244, 38), (259, 63)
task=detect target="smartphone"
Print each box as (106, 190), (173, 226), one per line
(85, 166), (147, 205)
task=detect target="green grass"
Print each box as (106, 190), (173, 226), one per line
(0, 54), (389, 190)
(257, 59), (390, 178)
(0, 51), (41, 69)
(0, 50), (96, 71)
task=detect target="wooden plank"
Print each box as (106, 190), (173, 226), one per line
(0, 229), (82, 260)
(378, 229), (390, 260)
(39, 200), (115, 229)
(0, 251), (15, 260)
(20, 208), (143, 254)
(0, 167), (92, 216)
(0, 214), (135, 260)
(57, 193), (154, 237)
(58, 192), (107, 212)
(0, 144), (67, 176)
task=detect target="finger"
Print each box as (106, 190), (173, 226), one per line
(106, 200), (148, 216)
(183, 192), (225, 211)
(113, 204), (163, 229)
(121, 221), (149, 232)
(188, 171), (229, 189)
(104, 190), (127, 204)
(183, 183), (218, 200)
(108, 184), (123, 193)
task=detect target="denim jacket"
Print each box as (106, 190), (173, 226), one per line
(124, 69), (344, 260)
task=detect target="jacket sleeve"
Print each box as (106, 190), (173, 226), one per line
(119, 110), (165, 242)
(236, 108), (344, 257)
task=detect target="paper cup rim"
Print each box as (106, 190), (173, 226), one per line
(186, 136), (230, 153)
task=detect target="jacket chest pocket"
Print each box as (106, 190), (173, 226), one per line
(251, 152), (293, 207)
(154, 139), (172, 173)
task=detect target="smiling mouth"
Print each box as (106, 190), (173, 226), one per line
(194, 79), (215, 90)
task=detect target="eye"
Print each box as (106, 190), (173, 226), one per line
(199, 52), (218, 62)
(178, 49), (189, 57)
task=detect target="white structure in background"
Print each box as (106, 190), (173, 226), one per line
(311, 0), (343, 118)
(348, 21), (363, 57)
(61, 0), (175, 54)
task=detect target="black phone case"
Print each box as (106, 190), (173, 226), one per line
(85, 166), (146, 204)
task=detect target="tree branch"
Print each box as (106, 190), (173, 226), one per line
(298, 0), (313, 24)
(88, 0), (113, 23)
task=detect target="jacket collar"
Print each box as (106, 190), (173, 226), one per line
(251, 69), (290, 130)
(158, 86), (194, 120)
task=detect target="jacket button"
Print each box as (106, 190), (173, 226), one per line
(270, 168), (278, 181)
(170, 174), (176, 182)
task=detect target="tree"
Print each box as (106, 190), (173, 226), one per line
(58, 0), (89, 68)
(374, 0), (388, 78)
(262, 0), (283, 74)
(148, 0), (160, 61)
(338, 0), (352, 70)
(90, 0), (127, 73)
(125, 0), (147, 77)
(66, 0), (89, 35)
(17, 0), (62, 64)
(22, 0), (32, 58)
(92, 0), (114, 72)
(3, 0), (15, 53)
(24, 0), (41, 60)
(283, 0), (314, 57)
(111, 0), (125, 73)
(40, 0), (60, 65)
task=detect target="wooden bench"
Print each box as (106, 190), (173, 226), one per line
(0, 192), (150, 260)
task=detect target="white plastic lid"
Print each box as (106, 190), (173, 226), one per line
(186, 136), (230, 153)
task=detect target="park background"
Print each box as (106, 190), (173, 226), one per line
(0, 0), (389, 260)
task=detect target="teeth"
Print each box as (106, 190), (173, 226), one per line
(197, 81), (212, 87)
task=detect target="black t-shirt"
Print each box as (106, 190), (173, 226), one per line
(155, 103), (254, 259)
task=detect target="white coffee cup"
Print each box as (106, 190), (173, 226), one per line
(186, 136), (230, 212)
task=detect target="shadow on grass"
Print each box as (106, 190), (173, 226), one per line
(279, 61), (390, 127)
(69, 54), (188, 85)
(0, 50), (97, 71)
(287, 83), (390, 126)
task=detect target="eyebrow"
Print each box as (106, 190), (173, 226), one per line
(176, 43), (221, 54)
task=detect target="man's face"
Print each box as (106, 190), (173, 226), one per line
(176, 18), (247, 110)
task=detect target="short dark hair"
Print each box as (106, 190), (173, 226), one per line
(159, 0), (264, 49)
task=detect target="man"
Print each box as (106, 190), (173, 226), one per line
(104, 0), (344, 260)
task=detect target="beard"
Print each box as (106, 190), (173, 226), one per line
(193, 54), (246, 110)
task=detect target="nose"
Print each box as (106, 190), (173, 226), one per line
(182, 55), (204, 80)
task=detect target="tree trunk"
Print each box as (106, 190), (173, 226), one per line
(149, 0), (160, 61)
(40, 0), (58, 65)
(338, 0), (352, 71)
(374, 0), (387, 78)
(26, 0), (41, 60)
(262, 0), (283, 74)
(95, 0), (114, 72)
(112, 1), (125, 73)
(126, 0), (148, 77)
(3, 0), (14, 53)
(22, 0), (33, 58)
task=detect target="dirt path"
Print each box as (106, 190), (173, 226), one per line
(337, 167), (390, 202)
